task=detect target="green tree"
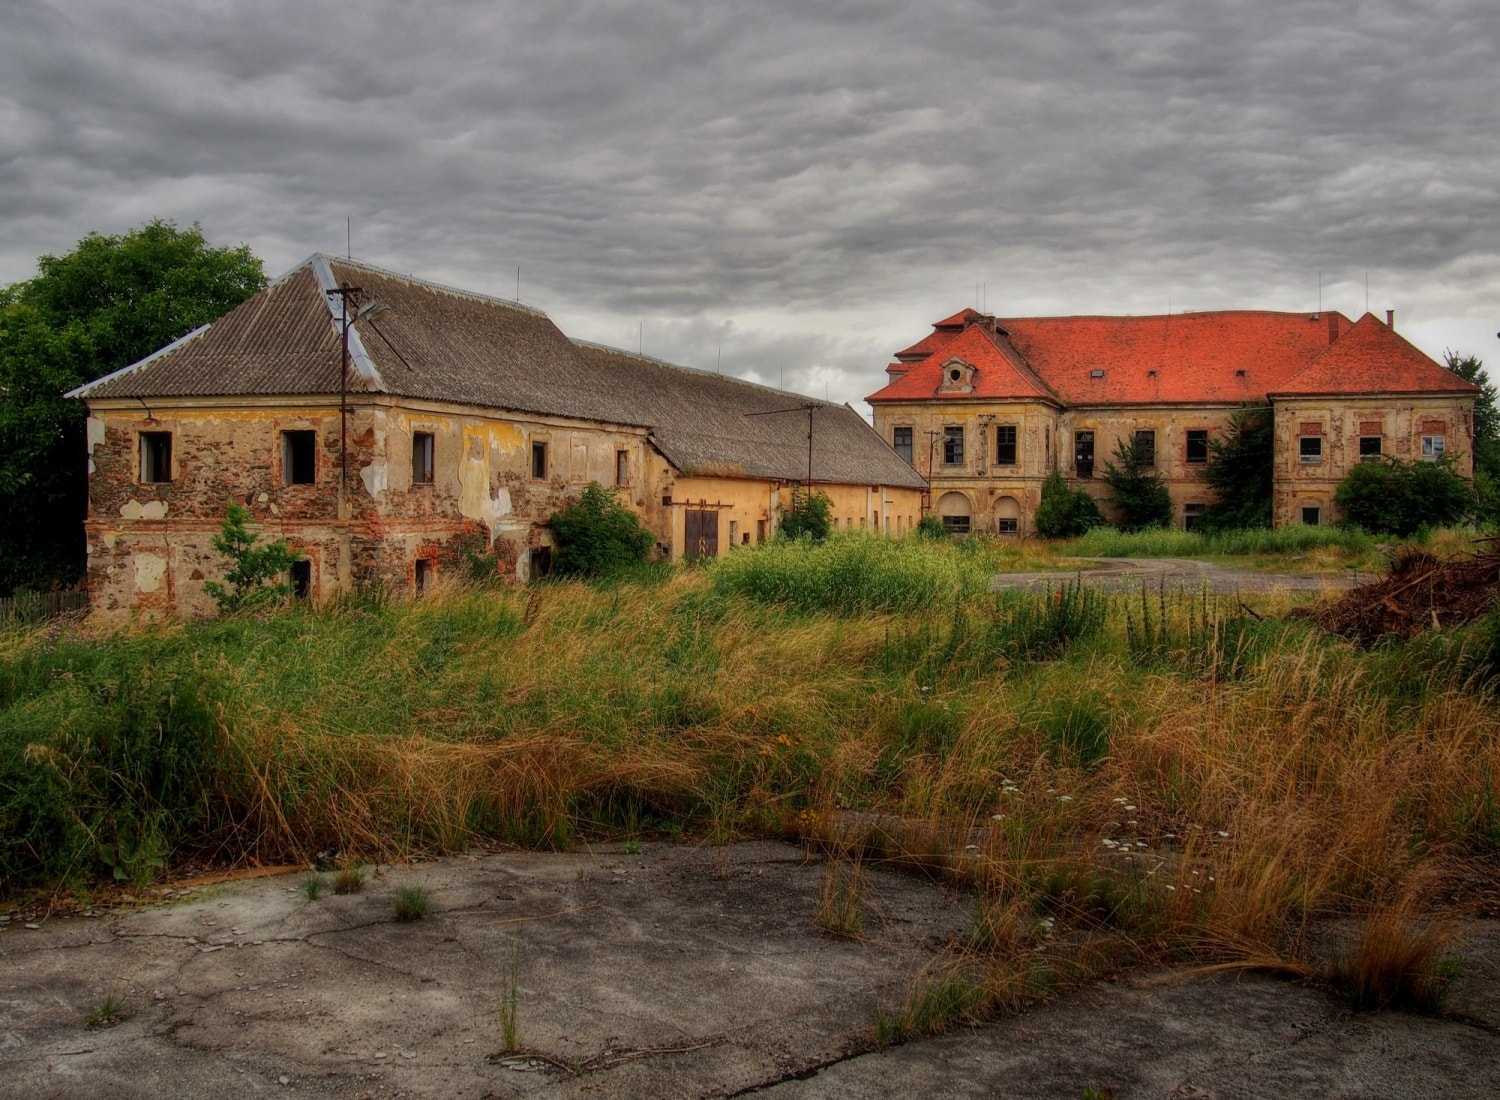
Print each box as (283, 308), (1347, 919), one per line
(1445, 351), (1500, 525)
(1034, 469), (1102, 538)
(1200, 405), (1273, 531)
(548, 483), (656, 577)
(1334, 456), (1473, 537)
(777, 486), (833, 541)
(1101, 435), (1173, 531)
(0, 220), (265, 595)
(203, 502), (298, 612)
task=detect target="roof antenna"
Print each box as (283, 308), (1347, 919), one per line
(1365, 270), (1369, 314)
(516, 266), (521, 302)
(1318, 270), (1322, 316)
(638, 321), (643, 355)
(982, 282), (986, 313)
(716, 345), (722, 374)
(347, 216), (351, 260)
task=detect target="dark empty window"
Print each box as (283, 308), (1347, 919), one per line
(1301, 506), (1321, 526)
(942, 426), (964, 465)
(997, 517), (1018, 534)
(415, 558), (435, 594)
(531, 441), (548, 479)
(290, 560), (312, 599)
(616, 449), (629, 487)
(995, 424), (1017, 465)
(1186, 430), (1209, 465)
(941, 514), (970, 535)
(412, 432), (435, 484)
(1134, 430), (1156, 467)
(893, 426), (913, 463)
(140, 431), (172, 483)
(282, 430), (317, 485)
(1300, 436), (1323, 463)
(1359, 436), (1382, 461)
(1184, 502), (1207, 532)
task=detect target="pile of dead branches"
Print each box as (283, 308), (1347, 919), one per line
(1294, 540), (1500, 645)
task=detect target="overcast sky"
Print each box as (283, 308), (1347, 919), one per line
(4, 0), (1497, 411)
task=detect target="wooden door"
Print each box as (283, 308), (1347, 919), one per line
(685, 508), (718, 560)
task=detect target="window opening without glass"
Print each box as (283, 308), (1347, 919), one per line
(283, 430), (317, 485)
(140, 431), (172, 483)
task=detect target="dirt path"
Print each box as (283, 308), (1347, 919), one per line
(993, 557), (1362, 595)
(2, 842), (1495, 1099)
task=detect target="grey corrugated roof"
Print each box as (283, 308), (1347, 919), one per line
(572, 343), (925, 488)
(72, 255), (925, 490)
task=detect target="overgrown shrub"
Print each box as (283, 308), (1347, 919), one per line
(1335, 457), (1473, 536)
(777, 487), (833, 541)
(204, 502), (296, 612)
(1102, 436), (1173, 531)
(1201, 405), (1273, 531)
(1034, 470), (1103, 538)
(549, 483), (655, 577)
(915, 515), (947, 539)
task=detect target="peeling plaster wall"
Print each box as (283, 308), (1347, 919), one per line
(1270, 396), (1474, 526)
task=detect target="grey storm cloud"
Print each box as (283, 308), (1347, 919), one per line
(3, 0), (1498, 408)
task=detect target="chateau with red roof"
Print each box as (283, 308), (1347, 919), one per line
(868, 308), (1478, 533)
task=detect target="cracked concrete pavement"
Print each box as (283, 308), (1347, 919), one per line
(1, 841), (1495, 1098)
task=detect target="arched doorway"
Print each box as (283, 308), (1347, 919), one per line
(936, 491), (972, 535)
(993, 495), (1021, 535)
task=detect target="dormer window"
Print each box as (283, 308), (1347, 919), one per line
(937, 357), (975, 393)
(1090, 369), (1105, 379)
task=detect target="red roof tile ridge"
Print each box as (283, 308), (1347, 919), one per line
(1270, 313), (1479, 396)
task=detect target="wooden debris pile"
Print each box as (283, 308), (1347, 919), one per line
(1295, 541), (1500, 644)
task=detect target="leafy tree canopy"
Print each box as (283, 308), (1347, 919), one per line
(1334, 456), (1473, 537)
(1200, 405), (1274, 532)
(1101, 435), (1173, 532)
(1444, 351), (1500, 527)
(1034, 469), (1102, 538)
(203, 502), (297, 613)
(549, 483), (656, 576)
(0, 220), (265, 594)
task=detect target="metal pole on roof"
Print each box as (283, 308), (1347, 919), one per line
(744, 403), (819, 513)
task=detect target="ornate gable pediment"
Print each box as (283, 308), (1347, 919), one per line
(937, 356), (975, 394)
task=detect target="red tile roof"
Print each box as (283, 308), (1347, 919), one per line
(1270, 313), (1479, 397)
(868, 309), (1469, 407)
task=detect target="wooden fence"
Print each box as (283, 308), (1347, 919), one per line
(0, 588), (89, 625)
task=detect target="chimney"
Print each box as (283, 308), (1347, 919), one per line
(1385, 309), (1395, 330)
(1328, 312), (1339, 345)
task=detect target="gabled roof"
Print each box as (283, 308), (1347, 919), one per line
(867, 308), (1469, 407)
(71, 254), (925, 490)
(573, 344), (924, 488)
(869, 322), (1057, 403)
(1269, 313), (1479, 397)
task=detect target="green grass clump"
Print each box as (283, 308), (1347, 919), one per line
(709, 533), (992, 614)
(86, 991), (127, 1029)
(392, 884), (431, 922)
(1066, 524), (1377, 559)
(332, 864), (367, 895)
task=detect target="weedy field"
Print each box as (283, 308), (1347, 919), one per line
(3, 531), (1497, 1033)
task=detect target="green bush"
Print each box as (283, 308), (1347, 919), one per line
(1034, 470), (1103, 538)
(1335, 457), (1473, 536)
(203, 502), (297, 613)
(777, 487), (833, 541)
(549, 483), (655, 577)
(1101, 436), (1173, 532)
(915, 515), (947, 539)
(1201, 406), (1273, 531)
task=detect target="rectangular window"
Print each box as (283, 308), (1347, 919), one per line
(1075, 430), (1094, 479)
(412, 431), (435, 484)
(1421, 435), (1446, 461)
(942, 426), (964, 465)
(415, 558), (435, 594)
(1301, 506), (1321, 526)
(282, 430), (317, 485)
(941, 514), (971, 535)
(756, 519), (767, 543)
(531, 441), (548, 479)
(893, 426), (913, 464)
(290, 559), (312, 599)
(1359, 436), (1383, 462)
(615, 449), (629, 487)
(995, 424), (1017, 465)
(1134, 429), (1156, 467)
(1299, 436), (1323, 463)
(139, 431), (172, 484)
(1184, 502), (1207, 532)
(1185, 430), (1209, 465)
(997, 517), (1019, 535)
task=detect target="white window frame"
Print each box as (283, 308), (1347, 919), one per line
(1421, 434), (1446, 461)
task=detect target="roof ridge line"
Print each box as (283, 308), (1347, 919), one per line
(571, 338), (842, 408)
(309, 253), (553, 319)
